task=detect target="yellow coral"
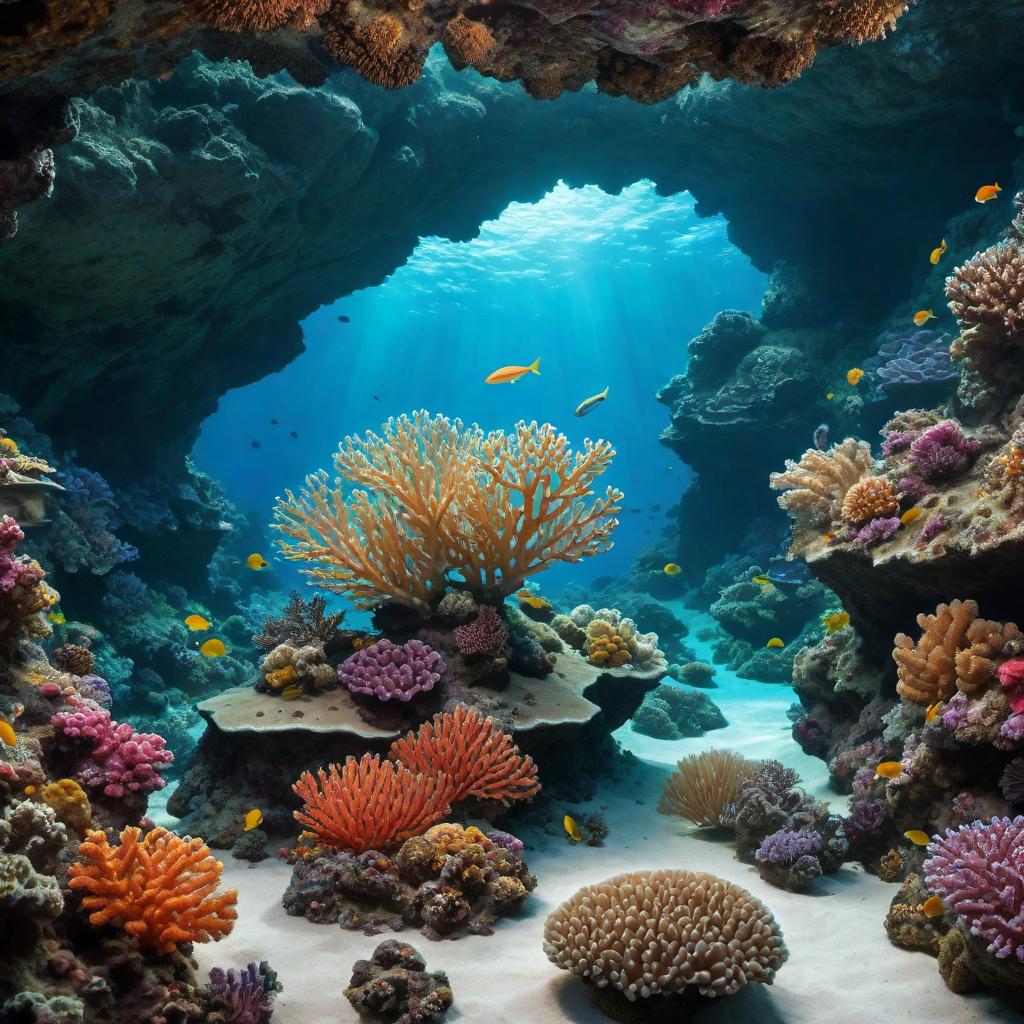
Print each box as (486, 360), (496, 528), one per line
(0, 437), (18, 454)
(265, 665), (298, 690)
(39, 779), (91, 832)
(840, 476), (899, 524)
(588, 633), (631, 667)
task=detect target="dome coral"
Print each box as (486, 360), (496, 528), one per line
(840, 476), (898, 524)
(338, 638), (445, 702)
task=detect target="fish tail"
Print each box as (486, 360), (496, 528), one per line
(601, 385), (610, 398)
(529, 357), (541, 376)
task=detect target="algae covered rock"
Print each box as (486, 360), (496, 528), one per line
(345, 940), (452, 1023)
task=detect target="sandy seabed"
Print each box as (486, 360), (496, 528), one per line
(178, 610), (1020, 1023)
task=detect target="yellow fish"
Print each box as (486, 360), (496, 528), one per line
(822, 612), (850, 634)
(922, 894), (945, 918)
(929, 239), (947, 265)
(904, 829), (931, 847)
(825, 392), (834, 400)
(766, 637), (785, 649)
(663, 563), (682, 576)
(517, 591), (551, 610)
(563, 815), (582, 842)
(0, 720), (16, 747)
(846, 367), (864, 386)
(199, 638), (226, 658)
(246, 553), (269, 571)
(925, 701), (944, 723)
(875, 760), (903, 779)
(280, 685), (303, 700)
(913, 309), (937, 327)
(900, 507), (923, 526)
(243, 808), (264, 831)
(485, 358), (541, 385)
(752, 575), (772, 586)
(47, 610), (65, 625)
(184, 614), (211, 631)
(574, 386), (609, 418)
(975, 183), (1002, 204)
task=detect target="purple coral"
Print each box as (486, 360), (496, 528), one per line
(844, 799), (886, 839)
(486, 830), (524, 854)
(866, 328), (956, 401)
(338, 639), (444, 702)
(921, 515), (946, 541)
(51, 695), (173, 798)
(453, 605), (508, 658)
(882, 431), (914, 457)
(924, 816), (1024, 960)
(855, 516), (900, 545)
(755, 826), (822, 865)
(206, 961), (280, 1023)
(907, 421), (980, 481)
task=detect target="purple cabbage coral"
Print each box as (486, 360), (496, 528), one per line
(924, 816), (1024, 961)
(907, 421), (980, 481)
(338, 638), (445, 701)
(206, 961), (281, 1023)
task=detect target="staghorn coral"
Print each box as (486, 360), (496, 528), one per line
(946, 240), (1024, 337)
(253, 591), (345, 651)
(68, 826), (238, 954)
(338, 638), (445, 702)
(292, 755), (454, 853)
(543, 869), (787, 1002)
(658, 749), (757, 827)
(389, 706), (540, 806)
(345, 940), (452, 1023)
(274, 412), (621, 613)
(770, 438), (875, 531)
(840, 476), (898, 524)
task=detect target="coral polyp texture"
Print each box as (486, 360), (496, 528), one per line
(543, 869), (787, 1004)
(273, 412), (622, 613)
(68, 826), (238, 953)
(658, 748), (757, 827)
(338, 638), (446, 701)
(946, 241), (1024, 337)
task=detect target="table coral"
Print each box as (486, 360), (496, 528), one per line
(338, 638), (445, 702)
(68, 826), (238, 954)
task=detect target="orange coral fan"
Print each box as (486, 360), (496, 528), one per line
(68, 827), (237, 954)
(188, 0), (328, 31)
(840, 476), (898, 524)
(441, 14), (494, 70)
(390, 706), (541, 806)
(293, 754), (454, 853)
(321, 11), (427, 89)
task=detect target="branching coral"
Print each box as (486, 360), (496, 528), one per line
(770, 438), (875, 531)
(292, 755), (455, 854)
(840, 476), (898, 524)
(924, 817), (1024, 961)
(946, 241), (1024, 337)
(389, 706), (540, 806)
(274, 412), (621, 613)
(543, 869), (787, 1002)
(253, 591), (345, 650)
(68, 826), (238, 953)
(658, 749), (757, 827)
(338, 639), (445, 702)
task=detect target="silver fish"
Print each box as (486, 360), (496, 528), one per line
(574, 386), (609, 417)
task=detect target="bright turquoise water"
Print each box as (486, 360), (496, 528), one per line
(194, 180), (767, 596)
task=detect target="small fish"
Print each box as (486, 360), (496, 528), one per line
(900, 507), (923, 526)
(11, 704), (23, 719)
(913, 309), (937, 327)
(243, 808), (264, 831)
(246, 553), (269, 571)
(822, 611), (850, 634)
(290, 430), (299, 439)
(929, 239), (948, 265)
(663, 563), (682, 576)
(517, 591), (551, 610)
(280, 685), (303, 700)
(270, 418), (279, 425)
(373, 395), (382, 403)
(752, 575), (772, 586)
(846, 367), (864, 386)
(975, 183), (1002, 204)
(825, 392), (834, 401)
(23, 785), (36, 795)
(813, 423), (829, 451)
(251, 439), (261, 449)
(766, 637), (785, 649)
(47, 610), (65, 625)
(822, 532), (836, 543)
(199, 638), (226, 658)
(666, 466), (674, 472)
(922, 895), (945, 918)
(184, 614), (211, 631)
(925, 701), (944, 723)
(904, 829), (931, 847)
(338, 314), (351, 323)
(563, 815), (582, 842)
(574, 386), (609, 418)
(0, 720), (15, 746)
(485, 358), (541, 385)
(875, 760), (903, 779)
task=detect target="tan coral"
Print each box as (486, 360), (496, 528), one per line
(188, 0), (328, 31)
(954, 616), (1022, 696)
(946, 241), (1024, 337)
(814, 0), (908, 45)
(321, 12), (428, 90)
(840, 475), (899, 524)
(440, 14), (494, 70)
(543, 869), (787, 1001)
(658, 749), (757, 828)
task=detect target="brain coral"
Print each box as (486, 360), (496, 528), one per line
(543, 869), (787, 1001)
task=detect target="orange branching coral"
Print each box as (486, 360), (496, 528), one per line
(893, 599), (1021, 705)
(189, 0), (328, 31)
(321, 11), (428, 89)
(293, 755), (454, 853)
(840, 476), (899, 524)
(390, 706), (541, 806)
(274, 411), (622, 612)
(441, 14), (495, 70)
(68, 827), (237, 954)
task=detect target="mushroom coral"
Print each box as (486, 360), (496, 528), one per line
(273, 411), (621, 613)
(68, 826), (238, 954)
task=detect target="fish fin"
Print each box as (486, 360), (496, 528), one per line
(529, 357), (541, 376)
(601, 386), (609, 398)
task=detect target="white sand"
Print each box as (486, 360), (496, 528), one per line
(180, 607), (1018, 1022)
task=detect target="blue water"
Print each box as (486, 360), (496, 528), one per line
(194, 180), (767, 598)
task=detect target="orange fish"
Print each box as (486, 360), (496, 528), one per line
(975, 183), (1002, 204)
(900, 507), (923, 526)
(913, 310), (937, 327)
(875, 760), (903, 779)
(925, 701), (944, 723)
(923, 894), (945, 918)
(485, 358), (540, 385)
(846, 368), (864, 386)
(904, 829), (931, 847)
(929, 239), (947, 265)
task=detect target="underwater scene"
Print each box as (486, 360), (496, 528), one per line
(3, 1), (1024, 1022)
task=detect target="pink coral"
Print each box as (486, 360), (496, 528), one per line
(0, 515), (43, 593)
(453, 605), (508, 658)
(924, 816), (1024, 960)
(52, 696), (173, 798)
(337, 638), (445, 701)
(999, 659), (1024, 714)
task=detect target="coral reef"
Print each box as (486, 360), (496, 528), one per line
(345, 940), (452, 1023)
(543, 869), (787, 1010)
